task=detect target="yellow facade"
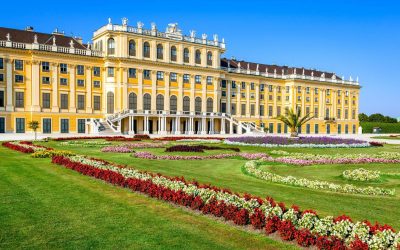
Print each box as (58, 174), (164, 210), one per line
(0, 20), (360, 135)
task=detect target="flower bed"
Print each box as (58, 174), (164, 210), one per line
(49, 154), (400, 249)
(175, 139), (221, 144)
(60, 140), (111, 147)
(123, 141), (169, 149)
(101, 146), (134, 153)
(133, 151), (266, 160)
(31, 149), (75, 158)
(225, 136), (370, 148)
(155, 136), (224, 141)
(2, 141), (52, 153)
(343, 168), (381, 182)
(134, 134), (150, 139)
(165, 145), (240, 153)
(243, 160), (394, 196)
(52, 136), (140, 141)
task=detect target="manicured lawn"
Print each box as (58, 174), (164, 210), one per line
(371, 135), (400, 140)
(0, 146), (296, 249)
(38, 140), (400, 231)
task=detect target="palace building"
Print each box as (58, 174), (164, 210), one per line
(0, 18), (361, 135)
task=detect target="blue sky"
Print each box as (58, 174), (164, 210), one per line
(1, 0), (399, 117)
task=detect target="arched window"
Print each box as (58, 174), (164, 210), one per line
(206, 98), (213, 112)
(143, 42), (150, 58)
(128, 92), (137, 110)
(325, 108), (330, 119)
(107, 92), (114, 113)
(143, 93), (151, 111)
(183, 48), (189, 63)
(195, 49), (201, 64)
(170, 95), (177, 111)
(156, 44), (163, 59)
(170, 46), (177, 61)
(107, 38), (115, 55)
(128, 40), (136, 56)
(207, 51), (213, 66)
(156, 94), (164, 111)
(195, 97), (202, 112)
(183, 96), (190, 112)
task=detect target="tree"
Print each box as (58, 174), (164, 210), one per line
(28, 121), (40, 141)
(275, 108), (313, 137)
(358, 113), (369, 122)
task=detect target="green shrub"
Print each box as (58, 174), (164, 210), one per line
(361, 122), (400, 133)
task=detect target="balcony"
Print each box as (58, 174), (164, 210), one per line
(324, 117), (336, 123)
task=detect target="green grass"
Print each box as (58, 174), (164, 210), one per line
(371, 135), (400, 140)
(361, 121), (400, 133)
(0, 146), (296, 249)
(37, 140), (400, 231)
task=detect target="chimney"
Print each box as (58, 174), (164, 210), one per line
(25, 26), (34, 32)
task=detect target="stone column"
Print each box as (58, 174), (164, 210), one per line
(137, 69), (143, 110)
(220, 118), (226, 134)
(188, 117), (194, 135)
(51, 63), (59, 112)
(86, 66), (92, 113)
(69, 64), (76, 112)
(175, 117), (181, 135)
(229, 120), (233, 134)
(143, 116), (149, 134)
(201, 118), (207, 135)
(5, 59), (13, 111)
(210, 118), (214, 134)
(128, 116), (135, 135)
(31, 60), (40, 111)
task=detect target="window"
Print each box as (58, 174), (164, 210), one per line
(60, 78), (68, 86)
(107, 92), (114, 113)
(241, 92), (245, 98)
(60, 63), (68, 74)
(42, 76), (50, 84)
(157, 71), (164, 80)
(297, 96), (301, 101)
(337, 109), (341, 119)
(221, 102), (226, 113)
(107, 38), (115, 55)
(207, 52), (212, 66)
(0, 91), (4, 107)
(77, 119), (86, 133)
(268, 105), (273, 116)
(183, 96), (190, 112)
(314, 88), (319, 94)
(195, 75), (201, 84)
(353, 125), (356, 134)
(0, 58), (3, 69)
(42, 118), (51, 134)
(314, 107), (319, 118)
(60, 94), (68, 109)
(93, 67), (100, 76)
(338, 124), (342, 134)
(260, 94), (264, 100)
(260, 84), (265, 92)
(314, 124), (319, 134)
(0, 74), (3, 82)
(277, 86), (281, 93)
(143, 70), (151, 79)
(231, 91), (236, 97)
(222, 91), (226, 97)
(352, 109), (356, 120)
(241, 104), (246, 116)
(128, 92), (137, 110)
(14, 60), (23, 70)
(143, 93), (151, 111)
(170, 73), (177, 82)
(129, 40), (136, 56)
(345, 124), (349, 134)
(195, 50), (201, 64)
(42, 93), (50, 108)
(260, 105), (264, 116)
(250, 82), (255, 90)
(183, 48), (189, 63)
(183, 74), (190, 83)
(241, 82), (246, 89)
(42, 62), (50, 72)
(345, 109), (349, 119)
(250, 93), (255, 99)
(156, 44), (163, 59)
(77, 79), (85, 87)
(232, 81), (236, 89)
(170, 46), (177, 61)
(206, 76), (213, 85)
(306, 124), (310, 134)
(93, 95), (101, 110)
(170, 95), (177, 111)
(16, 118), (25, 133)
(306, 87), (310, 94)
(143, 42), (150, 58)
(231, 103), (236, 115)
(107, 67), (114, 77)
(15, 92), (24, 108)
(169, 95), (178, 111)
(128, 68), (136, 78)
(15, 75), (24, 83)
(268, 85), (273, 92)
(314, 97), (318, 102)
(338, 90), (341, 96)
(206, 98), (213, 112)
(77, 94), (85, 110)
(325, 108), (330, 119)
(93, 81), (100, 88)
(277, 106), (281, 116)
(326, 124), (331, 134)
(221, 80), (227, 88)
(60, 119), (69, 133)
(306, 106), (310, 115)
(269, 95), (273, 101)
(156, 94), (164, 110)
(277, 124), (282, 133)
(285, 86), (290, 93)
(285, 96), (289, 101)
(269, 123), (274, 133)
(195, 97), (202, 112)
(326, 89), (331, 96)
(77, 65), (85, 75)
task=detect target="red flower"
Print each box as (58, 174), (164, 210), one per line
(349, 237), (369, 250)
(250, 208), (265, 229)
(278, 220), (296, 241)
(233, 208), (249, 225)
(295, 229), (316, 247)
(265, 216), (281, 234)
(316, 235), (346, 250)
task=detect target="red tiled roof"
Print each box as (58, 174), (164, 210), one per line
(0, 27), (87, 49)
(221, 58), (341, 80)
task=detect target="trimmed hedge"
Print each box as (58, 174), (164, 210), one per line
(361, 122), (400, 133)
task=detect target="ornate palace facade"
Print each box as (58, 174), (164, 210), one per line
(0, 19), (360, 135)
